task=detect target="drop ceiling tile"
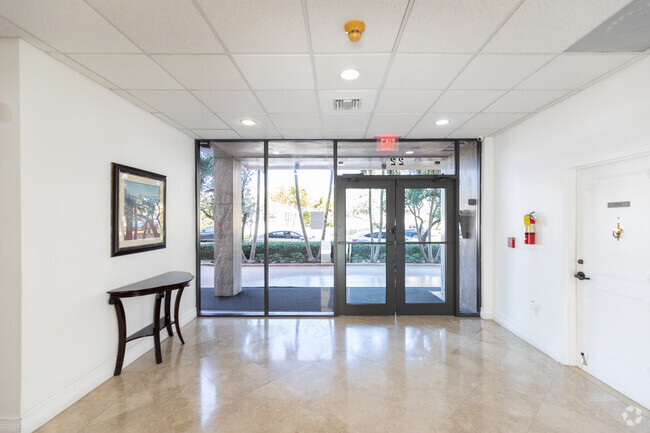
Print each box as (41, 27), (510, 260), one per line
(128, 90), (209, 113)
(368, 113), (422, 130)
(365, 128), (411, 139)
(430, 90), (505, 113)
(51, 53), (119, 89)
(68, 54), (182, 89)
(152, 55), (247, 90)
(86, 0), (223, 54)
(399, 0), (521, 53)
(385, 54), (472, 89)
(447, 129), (497, 139)
(0, 15), (56, 52)
(164, 112), (228, 129)
(375, 90), (441, 113)
(196, 0), (308, 53)
(415, 113), (474, 130)
(233, 55), (314, 90)
(484, 90), (570, 113)
(151, 113), (185, 129)
(192, 129), (241, 139)
(256, 91), (318, 113)
(279, 129), (324, 139)
(323, 129), (366, 139)
(218, 113), (275, 131)
(306, 0), (409, 54)
(0, 0), (139, 53)
(112, 89), (156, 112)
(517, 54), (636, 90)
(238, 129), (282, 139)
(406, 128), (454, 139)
(461, 113), (527, 130)
(483, 0), (632, 53)
(323, 113), (371, 129)
(451, 54), (553, 89)
(193, 90), (263, 113)
(314, 54), (390, 90)
(270, 113), (321, 130)
(180, 129), (200, 139)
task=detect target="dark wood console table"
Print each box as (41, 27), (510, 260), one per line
(107, 271), (194, 376)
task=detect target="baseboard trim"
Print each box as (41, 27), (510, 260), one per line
(20, 309), (197, 433)
(480, 308), (493, 320)
(493, 311), (559, 362)
(0, 418), (21, 433)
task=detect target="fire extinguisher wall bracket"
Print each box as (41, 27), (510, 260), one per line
(524, 211), (536, 245)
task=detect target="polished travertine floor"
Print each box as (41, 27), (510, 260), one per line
(37, 317), (649, 433)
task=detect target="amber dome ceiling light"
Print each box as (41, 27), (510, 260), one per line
(344, 20), (365, 42)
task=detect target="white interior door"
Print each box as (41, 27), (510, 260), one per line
(576, 155), (650, 410)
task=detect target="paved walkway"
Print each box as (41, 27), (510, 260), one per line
(201, 264), (441, 288)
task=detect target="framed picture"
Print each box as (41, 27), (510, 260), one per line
(111, 163), (166, 256)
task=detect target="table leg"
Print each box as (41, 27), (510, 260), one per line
(153, 292), (164, 364)
(164, 289), (173, 337)
(173, 287), (185, 344)
(110, 297), (127, 376)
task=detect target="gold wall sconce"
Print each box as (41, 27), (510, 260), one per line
(613, 219), (623, 241)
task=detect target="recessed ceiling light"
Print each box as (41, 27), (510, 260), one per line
(240, 119), (256, 126)
(435, 119), (450, 126)
(340, 69), (360, 80)
(405, 150), (415, 155)
(271, 150), (280, 155)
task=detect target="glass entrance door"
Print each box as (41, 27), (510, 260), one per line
(335, 177), (455, 315)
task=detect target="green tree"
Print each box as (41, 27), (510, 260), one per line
(405, 187), (442, 262)
(244, 170), (262, 263)
(199, 153), (214, 229)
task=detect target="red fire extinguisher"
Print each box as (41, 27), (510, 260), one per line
(524, 212), (536, 245)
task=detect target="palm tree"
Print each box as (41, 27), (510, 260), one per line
(316, 170), (334, 261)
(294, 164), (316, 262)
(245, 170), (262, 263)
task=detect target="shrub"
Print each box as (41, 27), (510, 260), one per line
(200, 241), (334, 263)
(199, 241), (439, 264)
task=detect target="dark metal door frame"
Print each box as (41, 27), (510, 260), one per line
(395, 178), (455, 315)
(335, 176), (456, 316)
(335, 178), (396, 315)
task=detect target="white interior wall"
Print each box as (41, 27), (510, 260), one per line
(15, 41), (196, 433)
(484, 55), (650, 363)
(0, 38), (22, 431)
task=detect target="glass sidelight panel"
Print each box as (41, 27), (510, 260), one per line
(199, 142), (265, 314)
(345, 188), (387, 305)
(458, 140), (480, 315)
(268, 140), (335, 315)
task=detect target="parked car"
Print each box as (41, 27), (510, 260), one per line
(200, 225), (214, 242)
(348, 230), (421, 242)
(256, 230), (315, 242)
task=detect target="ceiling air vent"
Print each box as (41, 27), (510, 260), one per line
(333, 98), (361, 111)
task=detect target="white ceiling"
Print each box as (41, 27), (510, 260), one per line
(0, 0), (646, 140)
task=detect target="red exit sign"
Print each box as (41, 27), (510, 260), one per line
(377, 136), (399, 152)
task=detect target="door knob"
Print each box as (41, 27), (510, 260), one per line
(574, 271), (591, 280)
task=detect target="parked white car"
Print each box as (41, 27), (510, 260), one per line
(256, 230), (316, 242)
